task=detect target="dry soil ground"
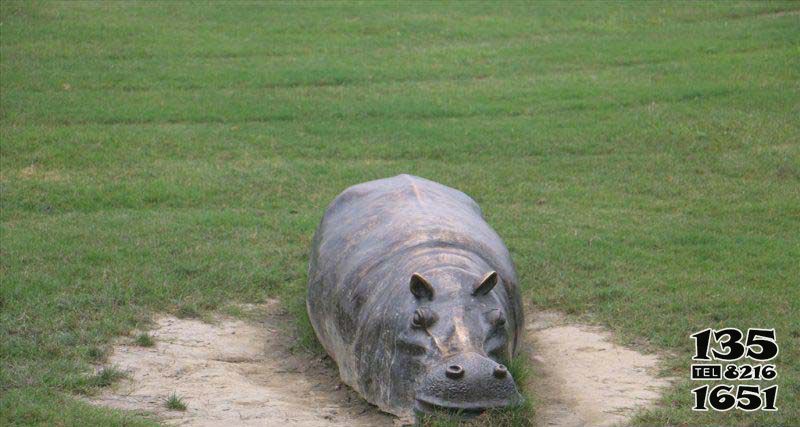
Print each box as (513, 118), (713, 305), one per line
(526, 311), (672, 427)
(89, 301), (671, 426)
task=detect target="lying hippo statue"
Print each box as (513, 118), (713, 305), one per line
(307, 174), (523, 417)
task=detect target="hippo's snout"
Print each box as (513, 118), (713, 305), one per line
(414, 352), (522, 416)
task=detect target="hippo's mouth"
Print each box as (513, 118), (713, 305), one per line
(414, 395), (520, 417)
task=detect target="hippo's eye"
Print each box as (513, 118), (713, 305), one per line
(487, 309), (506, 328)
(411, 308), (438, 329)
(412, 311), (424, 328)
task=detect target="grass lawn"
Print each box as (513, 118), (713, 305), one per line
(1, 1), (799, 425)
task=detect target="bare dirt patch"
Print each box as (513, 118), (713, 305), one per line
(89, 300), (394, 426)
(525, 310), (673, 427)
(90, 302), (670, 426)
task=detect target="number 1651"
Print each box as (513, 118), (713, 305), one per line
(692, 384), (778, 411)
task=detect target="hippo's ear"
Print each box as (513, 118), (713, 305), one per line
(410, 273), (435, 300)
(472, 271), (498, 296)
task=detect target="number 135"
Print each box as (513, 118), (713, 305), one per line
(691, 328), (778, 361)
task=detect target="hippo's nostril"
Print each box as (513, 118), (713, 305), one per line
(445, 364), (465, 379)
(493, 364), (508, 379)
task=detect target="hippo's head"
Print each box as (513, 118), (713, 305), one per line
(394, 268), (523, 416)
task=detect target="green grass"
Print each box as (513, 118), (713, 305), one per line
(1, 1), (798, 425)
(164, 392), (187, 412)
(87, 366), (126, 389)
(134, 333), (155, 348)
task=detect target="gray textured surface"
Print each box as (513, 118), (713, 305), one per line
(307, 175), (523, 416)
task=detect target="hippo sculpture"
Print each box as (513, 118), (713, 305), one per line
(307, 174), (523, 416)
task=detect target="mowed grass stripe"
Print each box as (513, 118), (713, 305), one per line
(3, 79), (793, 125)
(1, 3), (796, 61)
(3, 27), (796, 92)
(2, 4), (797, 92)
